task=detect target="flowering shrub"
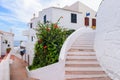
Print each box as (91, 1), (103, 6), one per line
(28, 20), (75, 70)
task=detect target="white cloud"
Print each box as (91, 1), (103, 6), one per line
(0, 0), (42, 23)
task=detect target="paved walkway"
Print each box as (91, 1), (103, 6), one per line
(10, 55), (38, 80)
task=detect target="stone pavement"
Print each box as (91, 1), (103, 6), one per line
(10, 55), (38, 80)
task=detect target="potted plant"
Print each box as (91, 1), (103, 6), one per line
(6, 44), (11, 54)
(6, 48), (11, 54)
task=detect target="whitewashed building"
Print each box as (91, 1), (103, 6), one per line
(29, 1), (96, 30)
(0, 30), (14, 57)
(63, 1), (96, 28)
(23, 1), (96, 65)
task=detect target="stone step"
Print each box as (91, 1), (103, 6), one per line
(68, 49), (94, 52)
(73, 41), (94, 43)
(25, 77), (39, 80)
(73, 39), (94, 41)
(73, 42), (94, 44)
(67, 54), (96, 56)
(67, 52), (95, 55)
(65, 71), (106, 75)
(65, 61), (99, 64)
(71, 45), (93, 47)
(73, 44), (94, 46)
(65, 77), (111, 80)
(65, 67), (104, 71)
(65, 64), (100, 67)
(70, 46), (94, 49)
(75, 37), (94, 39)
(65, 74), (108, 79)
(73, 40), (94, 42)
(66, 56), (97, 59)
(66, 59), (97, 62)
(76, 36), (95, 39)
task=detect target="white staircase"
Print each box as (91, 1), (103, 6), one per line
(64, 32), (111, 80)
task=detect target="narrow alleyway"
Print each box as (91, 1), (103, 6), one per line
(10, 55), (38, 80)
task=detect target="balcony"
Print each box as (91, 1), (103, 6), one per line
(22, 30), (30, 36)
(23, 29), (36, 36)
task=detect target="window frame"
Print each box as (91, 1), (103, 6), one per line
(44, 15), (47, 24)
(30, 23), (33, 28)
(71, 13), (77, 23)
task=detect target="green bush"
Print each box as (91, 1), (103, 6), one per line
(28, 23), (75, 70)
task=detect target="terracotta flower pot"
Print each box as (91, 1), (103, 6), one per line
(6, 48), (11, 54)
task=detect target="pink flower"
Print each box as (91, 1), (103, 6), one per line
(44, 45), (47, 49)
(54, 24), (58, 28)
(46, 28), (50, 31)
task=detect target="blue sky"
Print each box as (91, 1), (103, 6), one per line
(0, 0), (102, 40)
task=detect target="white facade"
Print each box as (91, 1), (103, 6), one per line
(22, 18), (38, 65)
(0, 30), (14, 57)
(23, 1), (96, 65)
(38, 7), (83, 30)
(95, 0), (120, 79)
(64, 1), (96, 28)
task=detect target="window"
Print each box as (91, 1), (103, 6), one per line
(44, 15), (47, 24)
(85, 17), (89, 26)
(30, 23), (33, 28)
(71, 13), (77, 23)
(31, 36), (34, 41)
(92, 18), (96, 26)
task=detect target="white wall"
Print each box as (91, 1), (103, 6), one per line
(0, 53), (11, 80)
(39, 8), (53, 23)
(29, 62), (64, 80)
(23, 18), (38, 65)
(39, 7), (83, 30)
(64, 1), (96, 28)
(95, 0), (120, 79)
(30, 17), (40, 29)
(51, 8), (83, 30)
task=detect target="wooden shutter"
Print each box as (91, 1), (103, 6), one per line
(92, 19), (96, 26)
(85, 17), (89, 26)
